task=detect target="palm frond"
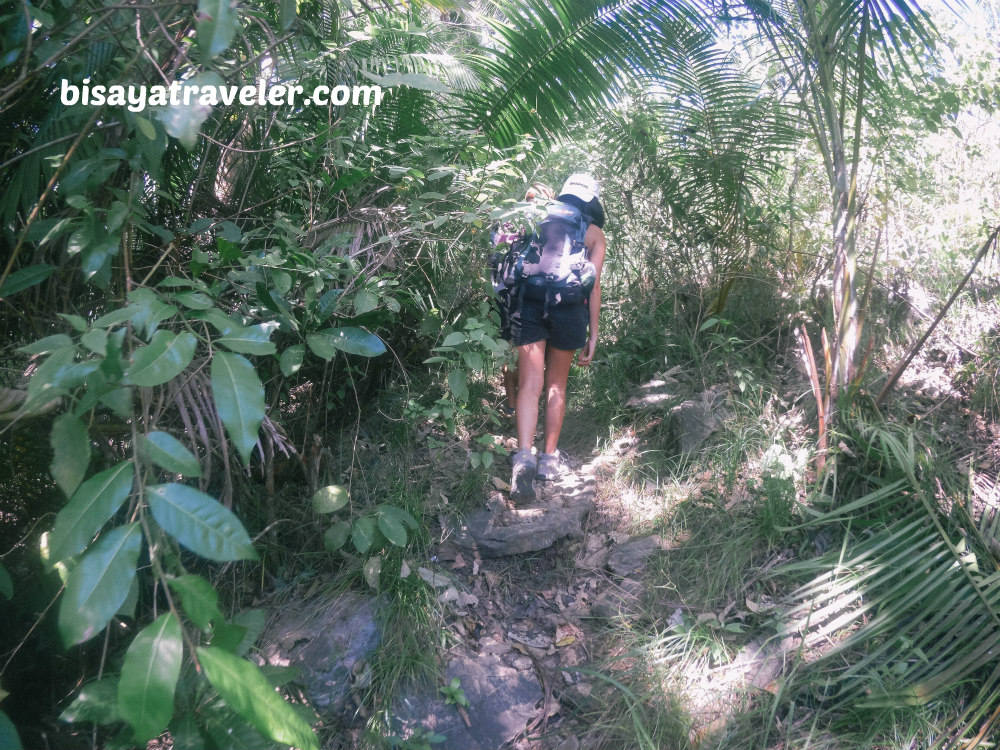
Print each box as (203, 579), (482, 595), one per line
(771, 421), (1000, 748)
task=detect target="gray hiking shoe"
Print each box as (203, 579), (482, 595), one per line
(537, 450), (564, 482)
(510, 449), (537, 500)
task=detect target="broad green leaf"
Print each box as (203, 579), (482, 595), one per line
(147, 483), (257, 562)
(462, 350), (484, 372)
(279, 0), (296, 29)
(159, 71), (226, 150)
(0, 561), (12, 599)
(209, 623), (247, 654)
(442, 332), (465, 347)
(168, 575), (223, 630)
(170, 290), (214, 310)
(118, 613), (183, 743)
(352, 516), (378, 554)
(364, 555), (382, 589)
(312, 485), (349, 514)
(0, 263), (55, 297)
(323, 521), (351, 552)
(0, 709), (22, 750)
(135, 117), (157, 140)
(448, 369), (468, 402)
(197, 1), (239, 58)
(215, 323), (277, 355)
(377, 513), (407, 547)
(17, 333), (72, 355)
(49, 461), (134, 563)
(127, 289), (178, 340)
(211, 352), (265, 466)
(58, 523), (142, 646)
(25, 348), (98, 409)
(353, 289), (378, 314)
(117, 575), (139, 619)
(50, 413), (91, 497)
(141, 432), (202, 477)
(81, 329), (108, 356)
(198, 647), (319, 750)
(261, 664), (302, 686)
(382, 504), (418, 530)
(125, 330), (197, 387)
(307, 327), (386, 359)
(60, 677), (120, 724)
(279, 344), (304, 376)
(230, 609), (266, 656)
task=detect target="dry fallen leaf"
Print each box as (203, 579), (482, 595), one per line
(492, 476), (511, 492)
(556, 634), (576, 647)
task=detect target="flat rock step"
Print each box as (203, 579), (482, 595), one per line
(445, 471), (595, 557)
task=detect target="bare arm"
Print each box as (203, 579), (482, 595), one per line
(578, 225), (606, 366)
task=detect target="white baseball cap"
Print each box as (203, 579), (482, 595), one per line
(560, 173), (600, 203)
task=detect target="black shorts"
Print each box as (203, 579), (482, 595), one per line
(510, 296), (589, 351)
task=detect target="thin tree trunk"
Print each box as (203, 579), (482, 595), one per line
(876, 222), (1000, 406)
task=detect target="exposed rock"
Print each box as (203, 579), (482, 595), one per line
(671, 385), (731, 452)
(607, 535), (670, 578)
(393, 650), (542, 750)
(262, 591), (379, 722)
(590, 577), (644, 619)
(445, 471), (595, 557)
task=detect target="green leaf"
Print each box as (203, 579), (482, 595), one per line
(168, 575), (223, 630)
(307, 327), (386, 359)
(147, 483), (257, 562)
(171, 291), (214, 310)
(209, 623), (247, 654)
(17, 333), (73, 355)
(49, 461), (135, 563)
(215, 323), (277, 355)
(58, 523), (142, 646)
(125, 330), (197, 387)
(462, 350), (484, 372)
(0, 263), (55, 297)
(377, 513), (407, 548)
(25, 348), (98, 409)
(363, 555), (382, 589)
(117, 575), (139, 619)
(698, 317), (720, 332)
(448, 369), (468, 402)
(159, 71), (226, 149)
(50, 413), (91, 497)
(0, 561), (12, 599)
(198, 647), (320, 750)
(118, 613), (183, 743)
(312, 485), (349, 514)
(141, 432), (202, 477)
(279, 344), (304, 376)
(81, 329), (109, 356)
(136, 117), (157, 140)
(0, 710), (21, 750)
(323, 521), (351, 552)
(279, 0), (296, 30)
(211, 352), (265, 466)
(60, 677), (120, 724)
(230, 609), (266, 656)
(197, 1), (239, 58)
(442, 332), (465, 347)
(353, 289), (378, 315)
(352, 516), (378, 554)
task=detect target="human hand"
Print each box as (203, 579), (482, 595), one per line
(578, 336), (597, 366)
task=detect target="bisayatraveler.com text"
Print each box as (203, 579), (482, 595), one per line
(60, 78), (384, 112)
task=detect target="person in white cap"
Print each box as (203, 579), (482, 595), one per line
(509, 173), (606, 497)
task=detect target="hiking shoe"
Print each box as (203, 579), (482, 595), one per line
(510, 449), (537, 500)
(537, 450), (564, 482)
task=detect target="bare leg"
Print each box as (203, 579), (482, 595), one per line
(516, 341), (546, 451)
(502, 360), (519, 411)
(542, 346), (576, 454)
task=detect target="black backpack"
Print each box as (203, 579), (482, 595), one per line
(491, 201), (595, 311)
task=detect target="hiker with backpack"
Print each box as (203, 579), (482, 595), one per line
(491, 183), (556, 414)
(491, 173), (607, 500)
